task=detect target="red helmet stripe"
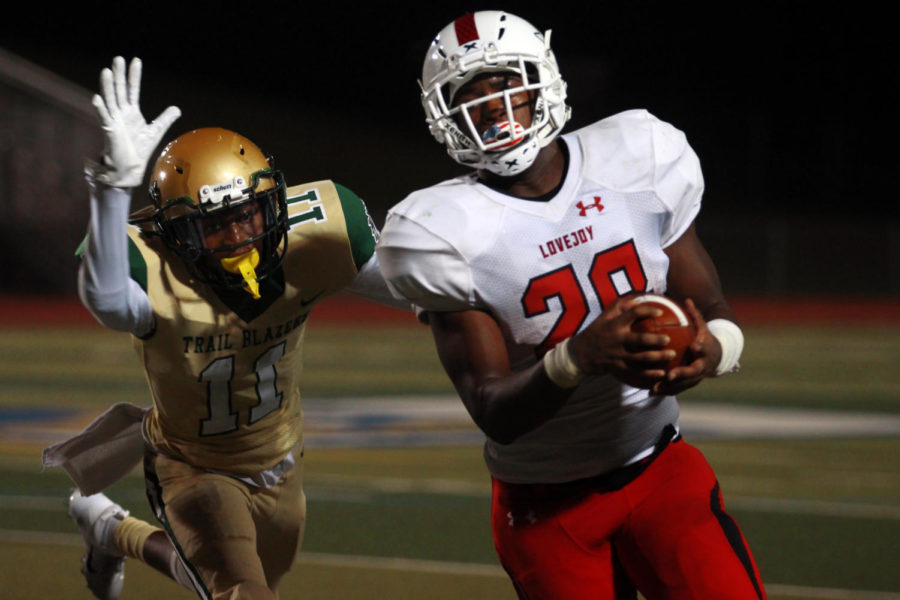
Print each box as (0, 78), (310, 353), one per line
(454, 13), (479, 44)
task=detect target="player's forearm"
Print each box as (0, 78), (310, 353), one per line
(429, 309), (575, 444)
(81, 182), (131, 291)
(463, 363), (573, 445)
(79, 181), (153, 335)
(346, 254), (415, 312)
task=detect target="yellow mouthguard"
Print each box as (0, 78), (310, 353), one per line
(220, 248), (261, 299)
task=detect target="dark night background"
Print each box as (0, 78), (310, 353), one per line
(0, 2), (895, 295)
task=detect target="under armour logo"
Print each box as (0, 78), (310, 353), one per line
(504, 158), (519, 168)
(577, 196), (604, 216)
(463, 42), (479, 53)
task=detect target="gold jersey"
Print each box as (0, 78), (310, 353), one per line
(128, 180), (377, 475)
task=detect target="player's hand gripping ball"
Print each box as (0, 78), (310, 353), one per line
(630, 293), (697, 371)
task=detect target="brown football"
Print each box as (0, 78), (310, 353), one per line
(630, 293), (697, 371)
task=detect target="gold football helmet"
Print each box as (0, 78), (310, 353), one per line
(133, 128), (288, 296)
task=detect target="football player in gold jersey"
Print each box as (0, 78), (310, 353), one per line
(44, 57), (405, 600)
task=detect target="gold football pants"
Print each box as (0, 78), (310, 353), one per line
(144, 449), (306, 600)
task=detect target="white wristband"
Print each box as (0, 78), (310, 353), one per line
(542, 338), (584, 388)
(707, 319), (744, 375)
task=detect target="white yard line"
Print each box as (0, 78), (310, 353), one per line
(725, 496), (900, 520)
(297, 551), (505, 577)
(300, 397), (900, 441)
(2, 488), (897, 520)
(676, 403), (900, 439)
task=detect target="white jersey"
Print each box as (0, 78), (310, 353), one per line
(377, 110), (703, 483)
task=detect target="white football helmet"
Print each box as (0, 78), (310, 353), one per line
(421, 11), (571, 176)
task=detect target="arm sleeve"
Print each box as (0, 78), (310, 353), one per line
(77, 179), (155, 337)
(335, 182), (377, 270)
(577, 111), (703, 248)
(333, 182), (411, 310)
(345, 252), (414, 311)
(375, 213), (475, 312)
(650, 118), (704, 248)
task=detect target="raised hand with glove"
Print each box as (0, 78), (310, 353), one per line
(85, 56), (181, 188)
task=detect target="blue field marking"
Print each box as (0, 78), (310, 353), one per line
(0, 406), (82, 447)
(0, 406), (77, 423)
(4, 398), (899, 450)
(302, 396), (484, 448)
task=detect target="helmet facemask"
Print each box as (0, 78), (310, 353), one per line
(134, 128), (291, 299)
(438, 65), (551, 176)
(149, 168), (289, 297)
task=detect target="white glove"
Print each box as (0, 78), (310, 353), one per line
(85, 56), (181, 188)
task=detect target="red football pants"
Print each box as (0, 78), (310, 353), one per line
(491, 439), (765, 600)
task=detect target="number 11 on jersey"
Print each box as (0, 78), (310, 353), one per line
(199, 342), (287, 436)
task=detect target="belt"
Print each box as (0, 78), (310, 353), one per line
(498, 424), (681, 502)
(574, 424), (680, 492)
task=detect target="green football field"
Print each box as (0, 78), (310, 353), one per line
(0, 314), (897, 599)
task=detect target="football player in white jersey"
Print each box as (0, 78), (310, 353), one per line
(377, 11), (765, 599)
(44, 57), (404, 600)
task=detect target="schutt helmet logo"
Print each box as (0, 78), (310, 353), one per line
(576, 197), (604, 217)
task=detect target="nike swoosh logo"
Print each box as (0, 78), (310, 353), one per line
(299, 290), (326, 308)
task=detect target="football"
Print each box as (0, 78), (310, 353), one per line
(630, 293), (697, 371)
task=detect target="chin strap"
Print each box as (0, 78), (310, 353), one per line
(219, 248), (261, 299)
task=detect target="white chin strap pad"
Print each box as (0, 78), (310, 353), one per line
(481, 137), (540, 176)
